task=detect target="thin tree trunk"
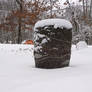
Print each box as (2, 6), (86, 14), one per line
(83, 0), (86, 18)
(85, 0), (88, 16)
(17, 18), (22, 44)
(89, 0), (92, 18)
(50, 0), (53, 18)
(16, 0), (23, 44)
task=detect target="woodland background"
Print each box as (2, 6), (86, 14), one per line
(0, 0), (92, 45)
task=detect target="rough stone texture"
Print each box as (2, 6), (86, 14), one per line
(34, 23), (72, 69)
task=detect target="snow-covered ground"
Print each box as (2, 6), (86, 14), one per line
(0, 44), (92, 92)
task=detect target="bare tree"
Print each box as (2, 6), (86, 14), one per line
(89, 0), (92, 18)
(15, 0), (23, 43)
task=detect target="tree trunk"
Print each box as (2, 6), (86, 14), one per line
(85, 0), (88, 16)
(16, 0), (23, 44)
(17, 18), (22, 44)
(50, 0), (53, 18)
(83, 0), (86, 18)
(89, 0), (92, 18)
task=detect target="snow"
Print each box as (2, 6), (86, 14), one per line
(34, 19), (72, 30)
(0, 44), (92, 92)
(0, 44), (34, 56)
(34, 46), (42, 52)
(41, 38), (48, 44)
(37, 34), (45, 38)
(76, 41), (88, 50)
(21, 40), (27, 44)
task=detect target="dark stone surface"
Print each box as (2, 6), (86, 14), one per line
(34, 24), (72, 69)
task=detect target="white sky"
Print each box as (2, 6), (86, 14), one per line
(59, 0), (82, 9)
(59, 0), (79, 3)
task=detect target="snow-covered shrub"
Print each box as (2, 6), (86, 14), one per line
(72, 26), (92, 45)
(84, 31), (92, 45)
(76, 41), (87, 50)
(72, 34), (83, 45)
(34, 19), (72, 69)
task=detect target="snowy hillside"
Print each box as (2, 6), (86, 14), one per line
(0, 44), (92, 92)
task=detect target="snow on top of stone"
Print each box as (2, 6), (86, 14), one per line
(34, 19), (72, 30)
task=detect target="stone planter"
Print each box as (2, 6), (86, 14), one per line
(34, 19), (72, 69)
